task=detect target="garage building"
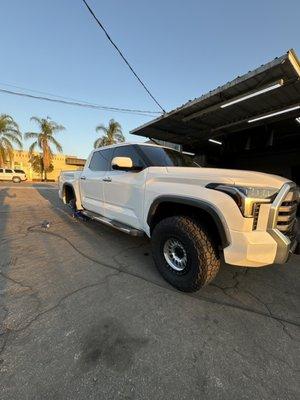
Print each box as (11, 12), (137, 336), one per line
(131, 49), (300, 185)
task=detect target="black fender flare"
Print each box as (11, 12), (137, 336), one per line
(147, 195), (230, 248)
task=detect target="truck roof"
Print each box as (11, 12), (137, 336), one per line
(90, 142), (188, 156)
(92, 142), (163, 151)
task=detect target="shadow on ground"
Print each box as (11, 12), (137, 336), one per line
(0, 183), (299, 400)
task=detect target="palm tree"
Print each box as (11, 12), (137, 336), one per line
(0, 114), (22, 166)
(94, 119), (125, 148)
(29, 154), (54, 181)
(25, 117), (64, 180)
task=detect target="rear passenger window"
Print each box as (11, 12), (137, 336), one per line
(89, 148), (113, 171)
(5, 169), (13, 173)
(0, 169), (3, 173)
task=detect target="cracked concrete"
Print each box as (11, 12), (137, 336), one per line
(0, 182), (299, 400)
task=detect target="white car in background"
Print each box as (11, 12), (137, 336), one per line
(0, 168), (27, 183)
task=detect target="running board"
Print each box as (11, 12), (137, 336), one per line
(81, 210), (144, 237)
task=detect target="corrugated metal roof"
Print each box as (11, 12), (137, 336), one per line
(131, 49), (300, 148)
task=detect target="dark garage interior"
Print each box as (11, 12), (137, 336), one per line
(131, 49), (300, 185)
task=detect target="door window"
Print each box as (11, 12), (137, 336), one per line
(5, 169), (13, 173)
(0, 169), (3, 173)
(112, 145), (146, 171)
(89, 148), (114, 171)
(139, 145), (198, 167)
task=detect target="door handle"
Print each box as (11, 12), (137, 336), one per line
(103, 177), (112, 182)
(80, 176), (86, 180)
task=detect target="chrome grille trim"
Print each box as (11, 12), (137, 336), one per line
(267, 182), (298, 264)
(276, 189), (298, 240)
(252, 203), (260, 230)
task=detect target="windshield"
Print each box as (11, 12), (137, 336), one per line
(139, 145), (200, 168)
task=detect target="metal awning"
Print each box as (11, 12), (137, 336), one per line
(131, 49), (300, 151)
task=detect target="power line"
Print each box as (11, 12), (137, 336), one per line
(0, 82), (161, 114)
(0, 81), (96, 104)
(81, 0), (166, 113)
(0, 87), (162, 117)
(0, 82), (160, 114)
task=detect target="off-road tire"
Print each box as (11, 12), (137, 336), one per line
(151, 216), (220, 292)
(12, 176), (21, 183)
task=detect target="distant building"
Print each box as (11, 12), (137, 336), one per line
(2, 150), (86, 181)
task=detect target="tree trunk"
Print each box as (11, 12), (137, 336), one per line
(41, 158), (45, 181)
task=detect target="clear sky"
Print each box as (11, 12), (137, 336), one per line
(1, 0), (299, 158)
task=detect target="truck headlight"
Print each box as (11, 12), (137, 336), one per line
(206, 184), (279, 217)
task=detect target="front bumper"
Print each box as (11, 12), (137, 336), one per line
(224, 182), (299, 267)
(223, 228), (299, 267)
(224, 230), (279, 267)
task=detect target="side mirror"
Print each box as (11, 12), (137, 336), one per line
(111, 156), (133, 170)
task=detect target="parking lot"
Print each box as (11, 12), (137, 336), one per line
(0, 182), (299, 399)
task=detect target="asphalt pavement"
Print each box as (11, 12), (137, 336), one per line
(0, 182), (299, 399)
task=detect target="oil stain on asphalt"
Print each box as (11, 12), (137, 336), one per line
(80, 317), (149, 373)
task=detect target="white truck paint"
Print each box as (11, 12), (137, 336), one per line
(58, 143), (299, 292)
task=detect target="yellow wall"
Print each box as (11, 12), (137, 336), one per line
(9, 150), (84, 181)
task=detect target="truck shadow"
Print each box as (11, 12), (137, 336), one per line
(34, 185), (300, 323)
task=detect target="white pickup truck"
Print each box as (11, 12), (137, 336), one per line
(59, 143), (299, 292)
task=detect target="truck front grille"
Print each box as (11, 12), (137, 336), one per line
(276, 189), (299, 241)
(252, 203), (260, 230)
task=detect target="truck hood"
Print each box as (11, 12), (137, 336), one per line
(165, 167), (289, 189)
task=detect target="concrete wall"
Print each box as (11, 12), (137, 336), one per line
(7, 151), (83, 181)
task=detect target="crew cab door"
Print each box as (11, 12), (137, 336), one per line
(103, 145), (147, 229)
(79, 148), (113, 215)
